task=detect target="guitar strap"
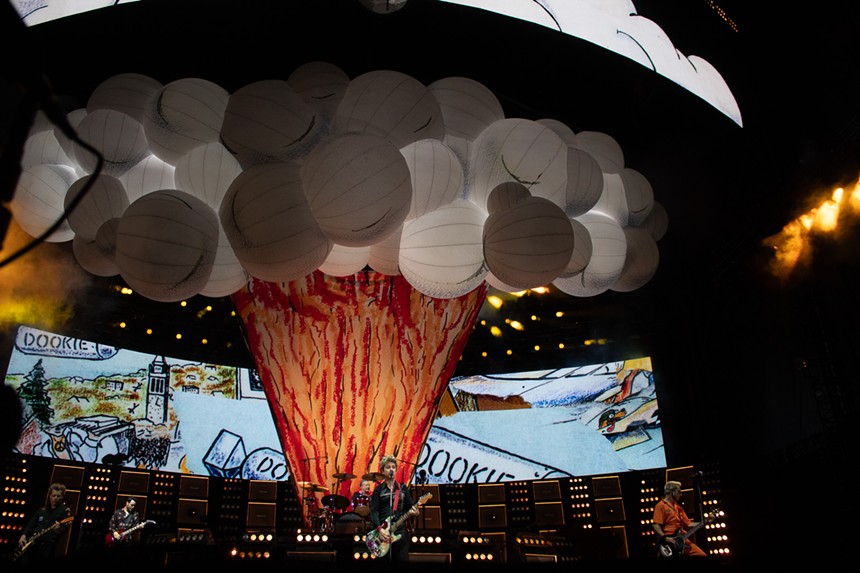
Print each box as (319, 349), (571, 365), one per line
(392, 484), (400, 513)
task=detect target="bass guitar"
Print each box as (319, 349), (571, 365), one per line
(105, 519), (155, 546)
(365, 493), (431, 558)
(12, 515), (74, 561)
(658, 508), (718, 558)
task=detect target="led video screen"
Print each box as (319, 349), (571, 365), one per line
(5, 325), (663, 484)
(416, 357), (664, 484)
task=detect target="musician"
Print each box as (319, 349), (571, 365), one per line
(651, 480), (708, 557)
(17, 482), (72, 564)
(369, 455), (420, 562)
(107, 497), (140, 548)
(351, 479), (373, 516)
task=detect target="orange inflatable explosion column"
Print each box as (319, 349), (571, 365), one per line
(232, 270), (486, 502)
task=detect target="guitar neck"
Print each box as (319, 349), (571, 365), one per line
(391, 509), (413, 530)
(681, 510), (714, 539)
(122, 520), (151, 536)
(388, 495), (430, 530)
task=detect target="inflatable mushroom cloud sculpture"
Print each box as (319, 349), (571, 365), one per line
(9, 64), (668, 497)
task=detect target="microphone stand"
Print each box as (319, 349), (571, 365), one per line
(692, 469), (707, 552)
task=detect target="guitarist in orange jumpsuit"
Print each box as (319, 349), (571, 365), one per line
(369, 454), (421, 562)
(652, 480), (708, 557)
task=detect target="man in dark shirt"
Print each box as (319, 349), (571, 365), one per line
(16, 482), (72, 564)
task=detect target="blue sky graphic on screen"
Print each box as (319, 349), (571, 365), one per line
(6, 325), (663, 483)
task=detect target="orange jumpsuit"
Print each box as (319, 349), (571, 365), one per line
(652, 499), (708, 557)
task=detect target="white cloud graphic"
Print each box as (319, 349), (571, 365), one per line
(443, 0), (743, 126)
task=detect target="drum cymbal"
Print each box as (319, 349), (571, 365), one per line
(296, 481), (328, 492)
(332, 472), (357, 481)
(362, 471), (385, 482)
(321, 494), (351, 510)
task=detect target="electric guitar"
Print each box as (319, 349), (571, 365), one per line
(365, 493), (432, 558)
(105, 519), (155, 546)
(658, 508), (718, 558)
(12, 515), (74, 561)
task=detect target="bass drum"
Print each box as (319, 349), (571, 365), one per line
(335, 512), (368, 535)
(352, 493), (370, 518)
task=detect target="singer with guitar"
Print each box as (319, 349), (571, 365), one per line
(368, 454), (422, 562)
(16, 482), (72, 565)
(652, 480), (709, 557)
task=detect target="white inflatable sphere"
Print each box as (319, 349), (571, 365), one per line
(116, 190), (219, 302)
(10, 164), (77, 242)
(301, 132), (411, 247)
(334, 69), (445, 149)
(399, 199), (487, 299)
(220, 162), (332, 282)
(483, 196), (574, 290)
(64, 174), (129, 241)
(143, 77), (229, 165)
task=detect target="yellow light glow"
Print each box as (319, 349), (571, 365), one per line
(481, 351), (487, 358)
(121, 287), (133, 295)
(175, 333), (182, 340)
(487, 295), (503, 309)
(556, 311), (564, 317)
(764, 176), (860, 280)
(530, 315), (538, 321)
(119, 322), (126, 328)
(530, 286), (548, 294)
(558, 343), (565, 349)
(506, 349), (512, 355)
(201, 339), (208, 345)
(489, 326), (503, 337)
(533, 345), (540, 351)
(146, 329), (152, 335)
(509, 320), (524, 331)
(180, 301), (187, 307)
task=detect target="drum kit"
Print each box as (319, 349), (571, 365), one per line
(299, 470), (385, 534)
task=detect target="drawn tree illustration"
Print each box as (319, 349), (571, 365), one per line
(17, 359), (54, 426)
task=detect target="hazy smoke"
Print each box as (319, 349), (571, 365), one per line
(0, 219), (93, 336)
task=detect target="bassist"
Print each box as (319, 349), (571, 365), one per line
(652, 480), (708, 557)
(17, 482), (72, 565)
(369, 454), (420, 562)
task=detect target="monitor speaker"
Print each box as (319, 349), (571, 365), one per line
(246, 502), (277, 528)
(478, 504), (507, 529)
(595, 498), (626, 523)
(592, 475), (622, 498)
(478, 484), (505, 504)
(118, 471), (150, 494)
(524, 553), (558, 563)
(415, 506), (442, 530)
(177, 499), (208, 525)
(532, 480), (561, 501)
(286, 551), (337, 562)
(410, 552), (451, 563)
(248, 480), (278, 501)
(179, 475), (209, 498)
(50, 464), (84, 488)
(534, 501), (564, 526)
